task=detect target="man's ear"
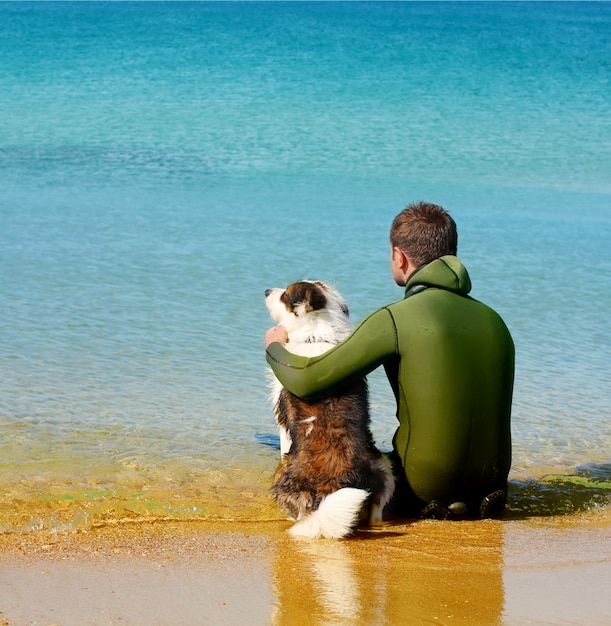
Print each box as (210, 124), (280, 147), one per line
(393, 246), (410, 271)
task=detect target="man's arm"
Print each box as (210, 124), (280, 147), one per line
(265, 307), (398, 399)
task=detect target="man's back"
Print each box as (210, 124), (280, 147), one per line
(389, 282), (514, 508)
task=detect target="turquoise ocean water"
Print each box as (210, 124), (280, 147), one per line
(1, 1), (609, 533)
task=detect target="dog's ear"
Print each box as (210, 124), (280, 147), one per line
(282, 282), (327, 314)
(303, 285), (327, 312)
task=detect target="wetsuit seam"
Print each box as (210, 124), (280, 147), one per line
(384, 307), (410, 467)
(382, 306), (400, 357)
(266, 351), (307, 370)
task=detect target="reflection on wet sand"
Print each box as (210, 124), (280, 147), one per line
(271, 520), (505, 625)
(0, 515), (607, 624)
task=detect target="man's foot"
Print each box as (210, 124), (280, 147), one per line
(479, 490), (507, 518)
(420, 500), (451, 520)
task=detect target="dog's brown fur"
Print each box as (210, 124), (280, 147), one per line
(272, 379), (392, 520)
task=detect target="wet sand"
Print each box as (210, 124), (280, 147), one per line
(1, 510), (609, 626)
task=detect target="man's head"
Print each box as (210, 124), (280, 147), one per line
(390, 202), (457, 285)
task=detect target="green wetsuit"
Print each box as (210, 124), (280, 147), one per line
(266, 256), (515, 517)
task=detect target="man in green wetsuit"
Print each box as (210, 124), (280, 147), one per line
(265, 202), (514, 519)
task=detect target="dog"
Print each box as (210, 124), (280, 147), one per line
(265, 280), (394, 539)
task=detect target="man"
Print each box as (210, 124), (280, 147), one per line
(265, 202), (514, 519)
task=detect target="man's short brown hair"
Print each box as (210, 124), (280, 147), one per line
(390, 202), (457, 266)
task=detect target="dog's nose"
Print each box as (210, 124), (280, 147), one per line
(265, 289), (272, 297)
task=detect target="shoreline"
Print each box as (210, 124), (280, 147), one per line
(1, 510), (610, 625)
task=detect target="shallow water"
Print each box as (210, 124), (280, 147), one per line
(0, 1), (609, 533)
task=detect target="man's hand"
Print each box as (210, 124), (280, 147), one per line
(265, 326), (288, 348)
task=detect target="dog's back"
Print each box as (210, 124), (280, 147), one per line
(273, 380), (387, 507)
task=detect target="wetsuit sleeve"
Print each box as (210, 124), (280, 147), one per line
(265, 307), (398, 399)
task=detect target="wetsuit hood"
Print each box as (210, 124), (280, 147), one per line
(405, 255), (472, 297)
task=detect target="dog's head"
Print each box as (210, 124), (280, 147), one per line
(265, 281), (352, 344)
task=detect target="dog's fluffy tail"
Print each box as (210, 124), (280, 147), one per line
(289, 488), (369, 539)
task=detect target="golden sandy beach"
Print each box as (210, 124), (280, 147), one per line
(1, 508), (609, 625)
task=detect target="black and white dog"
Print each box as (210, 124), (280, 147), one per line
(265, 280), (394, 538)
